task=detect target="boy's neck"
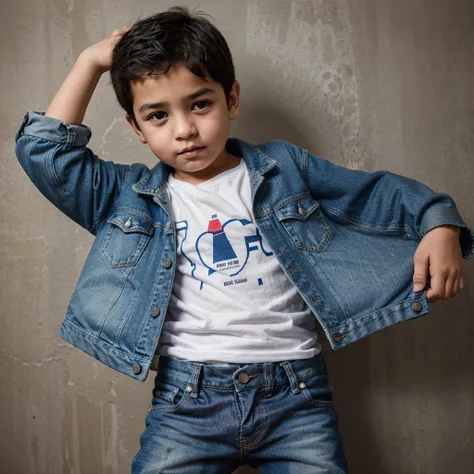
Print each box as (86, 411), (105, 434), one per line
(171, 150), (241, 185)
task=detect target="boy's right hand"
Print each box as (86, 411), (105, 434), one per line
(82, 25), (133, 73)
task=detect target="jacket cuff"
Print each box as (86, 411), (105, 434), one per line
(16, 110), (92, 147)
(420, 205), (473, 260)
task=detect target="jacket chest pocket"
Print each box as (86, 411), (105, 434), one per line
(100, 212), (155, 269)
(275, 196), (332, 252)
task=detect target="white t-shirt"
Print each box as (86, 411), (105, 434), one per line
(157, 158), (321, 364)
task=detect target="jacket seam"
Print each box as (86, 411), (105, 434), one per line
(298, 146), (418, 240)
(272, 192), (312, 211)
(21, 131), (71, 146)
(322, 204), (418, 240)
(330, 292), (425, 333)
(91, 164), (132, 235)
(46, 139), (88, 229)
(63, 319), (150, 362)
(300, 147), (309, 186)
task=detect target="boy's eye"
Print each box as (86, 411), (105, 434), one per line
(194, 100), (211, 110)
(149, 111), (167, 121)
(147, 100), (212, 122)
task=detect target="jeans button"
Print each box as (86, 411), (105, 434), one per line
(163, 259), (172, 269)
(151, 307), (160, 318)
(412, 302), (422, 312)
(238, 372), (250, 384)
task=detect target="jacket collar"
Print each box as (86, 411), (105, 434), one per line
(132, 137), (276, 198)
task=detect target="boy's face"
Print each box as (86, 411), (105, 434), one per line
(126, 62), (240, 184)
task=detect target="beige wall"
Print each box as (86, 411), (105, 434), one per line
(1, 1), (473, 473)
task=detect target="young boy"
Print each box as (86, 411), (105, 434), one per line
(15, 6), (472, 473)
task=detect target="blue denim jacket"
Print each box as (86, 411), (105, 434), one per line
(15, 111), (473, 381)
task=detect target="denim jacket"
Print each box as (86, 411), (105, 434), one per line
(15, 111), (473, 381)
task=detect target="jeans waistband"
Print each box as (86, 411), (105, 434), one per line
(153, 352), (327, 399)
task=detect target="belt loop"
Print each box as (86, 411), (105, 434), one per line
(188, 363), (203, 399)
(263, 363), (273, 398)
(279, 361), (301, 394)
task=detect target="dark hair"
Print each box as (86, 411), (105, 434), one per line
(110, 5), (235, 127)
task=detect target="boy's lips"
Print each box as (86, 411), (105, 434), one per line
(179, 146), (205, 157)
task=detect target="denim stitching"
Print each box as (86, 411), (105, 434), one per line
(244, 396), (267, 450)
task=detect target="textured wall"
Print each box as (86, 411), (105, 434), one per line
(1, 1), (473, 473)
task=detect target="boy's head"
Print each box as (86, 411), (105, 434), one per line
(110, 6), (241, 183)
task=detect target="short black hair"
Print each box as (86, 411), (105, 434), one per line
(110, 5), (235, 127)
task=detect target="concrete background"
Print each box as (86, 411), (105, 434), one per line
(1, 0), (473, 472)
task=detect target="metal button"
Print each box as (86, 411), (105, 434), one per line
(132, 363), (142, 375)
(185, 385), (193, 393)
(298, 204), (306, 216)
(299, 382), (306, 389)
(238, 372), (250, 384)
(412, 302), (422, 313)
(163, 259), (172, 269)
(332, 333), (345, 342)
(151, 307), (160, 318)
(125, 219), (132, 228)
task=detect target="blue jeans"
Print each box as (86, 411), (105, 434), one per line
(131, 352), (348, 473)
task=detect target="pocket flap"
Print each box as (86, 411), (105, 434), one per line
(275, 196), (320, 222)
(107, 212), (155, 235)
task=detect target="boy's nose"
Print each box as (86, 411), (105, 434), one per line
(175, 116), (198, 140)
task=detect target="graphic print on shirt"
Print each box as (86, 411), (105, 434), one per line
(176, 214), (273, 290)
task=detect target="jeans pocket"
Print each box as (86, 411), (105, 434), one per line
(150, 379), (192, 413)
(300, 373), (334, 407)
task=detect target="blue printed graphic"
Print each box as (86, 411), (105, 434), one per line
(175, 214), (273, 290)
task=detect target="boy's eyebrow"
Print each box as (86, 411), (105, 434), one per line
(138, 87), (215, 113)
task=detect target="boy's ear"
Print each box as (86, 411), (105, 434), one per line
(228, 80), (240, 120)
(125, 113), (147, 144)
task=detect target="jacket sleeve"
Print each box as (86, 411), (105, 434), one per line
(290, 143), (473, 260)
(15, 110), (131, 235)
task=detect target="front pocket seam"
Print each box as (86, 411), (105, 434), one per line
(301, 388), (334, 407)
(150, 391), (192, 413)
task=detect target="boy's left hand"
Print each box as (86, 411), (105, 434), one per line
(413, 225), (464, 302)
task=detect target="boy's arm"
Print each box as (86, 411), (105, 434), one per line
(15, 26), (133, 235)
(43, 50), (103, 125)
(291, 144), (473, 260)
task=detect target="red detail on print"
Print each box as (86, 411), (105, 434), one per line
(208, 218), (223, 233)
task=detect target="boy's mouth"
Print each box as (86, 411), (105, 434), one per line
(179, 146), (205, 157)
